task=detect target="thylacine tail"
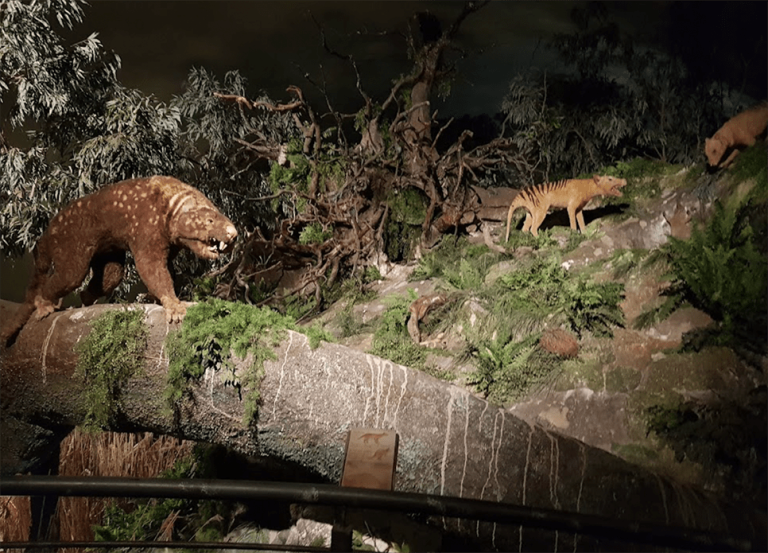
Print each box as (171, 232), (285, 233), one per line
(505, 196), (526, 242)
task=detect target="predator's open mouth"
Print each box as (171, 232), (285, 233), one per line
(206, 238), (231, 256)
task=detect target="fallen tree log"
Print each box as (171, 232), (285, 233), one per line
(0, 300), (764, 551)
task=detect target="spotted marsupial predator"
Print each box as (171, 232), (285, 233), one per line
(1, 176), (238, 347)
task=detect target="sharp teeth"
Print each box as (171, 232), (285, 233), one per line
(220, 241), (226, 250)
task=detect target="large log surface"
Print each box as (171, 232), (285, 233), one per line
(1, 300), (763, 550)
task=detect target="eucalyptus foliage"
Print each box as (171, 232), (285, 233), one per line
(174, 67), (300, 229)
(500, 5), (730, 184)
(1, 0), (300, 294)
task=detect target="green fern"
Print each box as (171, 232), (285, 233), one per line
(610, 248), (649, 280)
(411, 236), (505, 285)
(467, 332), (561, 404)
(662, 199), (767, 346)
(490, 256), (624, 338)
(633, 292), (687, 330)
(562, 278), (625, 338)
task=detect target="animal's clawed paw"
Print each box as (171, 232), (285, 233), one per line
(31, 304), (55, 322)
(163, 300), (187, 325)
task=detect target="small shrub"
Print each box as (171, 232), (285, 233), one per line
(412, 237), (507, 285)
(303, 322), (335, 349)
(504, 224), (559, 250)
(298, 222), (332, 245)
(92, 444), (231, 544)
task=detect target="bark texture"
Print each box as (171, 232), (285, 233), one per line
(0, 299), (763, 551)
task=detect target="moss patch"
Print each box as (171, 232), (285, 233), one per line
(385, 188), (427, 262)
(604, 365), (641, 393)
(75, 308), (149, 430)
(731, 141), (768, 192)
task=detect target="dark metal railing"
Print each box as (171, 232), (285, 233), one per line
(0, 540), (325, 551)
(0, 476), (754, 552)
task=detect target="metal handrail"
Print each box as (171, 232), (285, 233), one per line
(0, 540), (325, 551)
(0, 475), (754, 552)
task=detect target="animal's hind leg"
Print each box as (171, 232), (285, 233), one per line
(529, 211), (547, 237)
(81, 250), (126, 306)
(521, 212), (533, 233)
(34, 247), (94, 320)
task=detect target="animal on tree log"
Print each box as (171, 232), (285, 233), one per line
(1, 176), (237, 347)
(505, 174), (627, 239)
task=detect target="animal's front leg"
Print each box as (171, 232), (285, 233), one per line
(567, 206), (579, 231)
(721, 148), (740, 168)
(133, 248), (186, 324)
(576, 210), (587, 233)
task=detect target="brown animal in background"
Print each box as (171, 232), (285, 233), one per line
(705, 102), (768, 169)
(505, 175), (627, 240)
(1, 176), (237, 347)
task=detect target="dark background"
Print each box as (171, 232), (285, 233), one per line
(71, 1), (767, 116)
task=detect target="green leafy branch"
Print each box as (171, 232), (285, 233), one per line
(164, 298), (296, 424)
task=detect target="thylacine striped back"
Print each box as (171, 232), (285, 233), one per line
(505, 174), (627, 241)
(516, 179), (569, 209)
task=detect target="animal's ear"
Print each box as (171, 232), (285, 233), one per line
(593, 174), (600, 183)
